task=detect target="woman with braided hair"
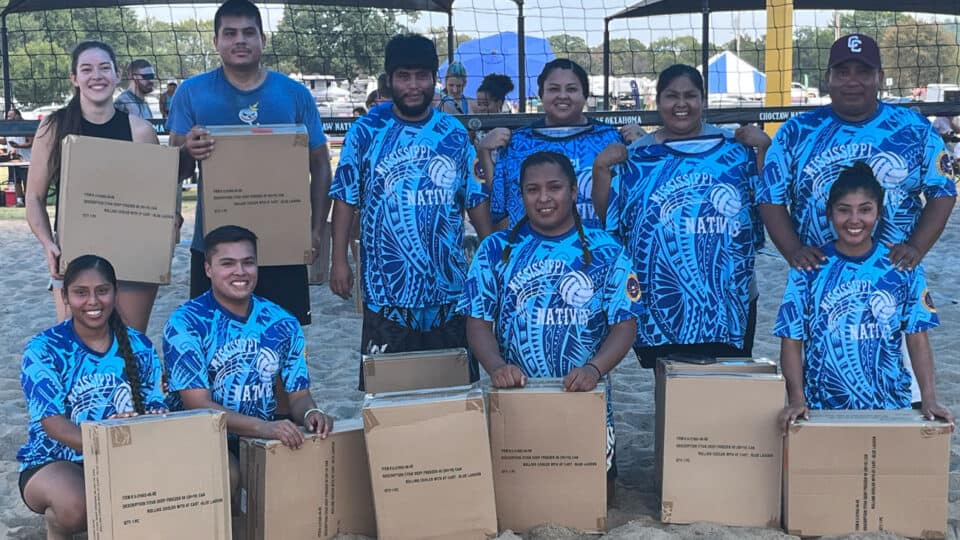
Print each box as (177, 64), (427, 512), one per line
(17, 255), (166, 539)
(460, 151), (642, 496)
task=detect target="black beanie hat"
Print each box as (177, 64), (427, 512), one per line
(384, 34), (439, 76)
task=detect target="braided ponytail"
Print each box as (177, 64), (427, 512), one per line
(572, 209), (592, 266)
(500, 216), (530, 264)
(110, 309), (146, 415)
(63, 254), (145, 415)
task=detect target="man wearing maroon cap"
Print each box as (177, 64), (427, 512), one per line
(757, 33), (957, 405)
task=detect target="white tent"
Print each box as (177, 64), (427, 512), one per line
(697, 51), (765, 98)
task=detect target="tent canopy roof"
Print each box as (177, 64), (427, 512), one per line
(608, 0), (959, 20)
(2, 0), (454, 16)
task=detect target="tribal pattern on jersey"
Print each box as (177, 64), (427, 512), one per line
(330, 103), (487, 308)
(607, 136), (758, 348)
(759, 102), (957, 247)
(774, 243), (939, 410)
(163, 291), (309, 420)
(490, 120), (624, 228)
(460, 223), (642, 469)
(18, 321), (165, 470)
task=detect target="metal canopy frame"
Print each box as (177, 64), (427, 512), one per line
(602, 0), (960, 109)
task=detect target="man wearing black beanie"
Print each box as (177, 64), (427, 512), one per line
(329, 34), (493, 388)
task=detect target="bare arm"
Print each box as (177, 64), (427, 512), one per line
(40, 415), (83, 453)
(897, 196), (956, 264)
(178, 388), (307, 448)
(466, 317), (525, 388)
(329, 199), (356, 299)
(467, 201), (493, 241)
(563, 318), (635, 392)
(287, 388), (333, 437)
(130, 115), (159, 145)
(169, 126), (214, 180)
(777, 337), (808, 433)
(24, 119), (60, 278)
(906, 331), (955, 425)
(758, 203), (826, 271)
(309, 144), (333, 261)
(591, 142), (628, 225)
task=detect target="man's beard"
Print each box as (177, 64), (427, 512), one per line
(394, 90), (431, 117)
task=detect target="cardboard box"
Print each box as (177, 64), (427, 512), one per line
(202, 125), (311, 266)
(488, 379), (607, 533)
(362, 348), (472, 394)
(784, 410), (951, 538)
(657, 362), (784, 527)
(363, 386), (497, 539)
(82, 410), (231, 540)
(654, 358), (778, 491)
(238, 419), (376, 540)
(57, 135), (179, 283)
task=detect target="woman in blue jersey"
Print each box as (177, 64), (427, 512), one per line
(477, 59), (626, 230)
(461, 151), (642, 492)
(776, 162), (954, 431)
(438, 61), (473, 114)
(24, 40), (162, 333)
(18, 255), (167, 539)
(593, 64), (763, 368)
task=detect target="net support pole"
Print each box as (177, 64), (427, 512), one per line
(517, 0), (526, 112)
(603, 18), (610, 111)
(2, 15), (10, 114)
(701, 0), (710, 104)
(447, 11), (454, 66)
(763, 0), (793, 135)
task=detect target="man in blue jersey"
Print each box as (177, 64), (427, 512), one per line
(329, 34), (493, 389)
(759, 33), (956, 404)
(167, 0), (332, 327)
(759, 33), (956, 273)
(163, 226), (333, 494)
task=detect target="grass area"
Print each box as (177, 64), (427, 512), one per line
(0, 188), (198, 221)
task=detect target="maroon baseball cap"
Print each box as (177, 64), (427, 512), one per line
(829, 34), (881, 69)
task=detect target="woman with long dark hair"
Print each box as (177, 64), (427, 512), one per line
(25, 40), (161, 332)
(593, 64), (765, 369)
(18, 255), (167, 539)
(477, 59), (625, 230)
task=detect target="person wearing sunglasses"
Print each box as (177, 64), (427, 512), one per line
(114, 59), (155, 119)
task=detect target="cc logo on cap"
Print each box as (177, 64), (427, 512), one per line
(848, 35), (862, 53)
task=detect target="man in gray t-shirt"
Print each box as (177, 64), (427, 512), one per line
(114, 59), (155, 119)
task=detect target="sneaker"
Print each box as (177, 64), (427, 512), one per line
(16, 197), (25, 207)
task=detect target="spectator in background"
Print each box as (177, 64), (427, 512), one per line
(438, 61), (472, 114)
(352, 106), (366, 117)
(114, 59), (155, 119)
(365, 72), (391, 111)
(6, 108), (32, 207)
(473, 74), (514, 114)
(933, 115), (960, 160)
(159, 80), (177, 119)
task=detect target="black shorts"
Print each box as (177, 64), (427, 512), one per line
(358, 306), (478, 391)
(190, 249), (311, 325)
(634, 296), (758, 369)
(19, 460), (82, 513)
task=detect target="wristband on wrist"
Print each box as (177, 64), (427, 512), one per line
(303, 407), (325, 426)
(585, 362), (602, 381)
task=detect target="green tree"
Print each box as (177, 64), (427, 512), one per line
(878, 22), (959, 94)
(270, 6), (409, 78)
(427, 27), (473, 65)
(548, 34), (596, 74)
(719, 34), (765, 72)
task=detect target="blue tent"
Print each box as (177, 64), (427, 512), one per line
(701, 51), (766, 95)
(438, 32), (556, 101)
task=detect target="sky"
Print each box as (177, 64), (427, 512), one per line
(139, 2), (958, 48)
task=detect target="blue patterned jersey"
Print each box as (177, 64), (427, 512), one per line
(774, 243), (939, 410)
(460, 223), (642, 378)
(759, 102), (957, 247)
(18, 321), (166, 470)
(490, 120), (624, 228)
(162, 291), (309, 421)
(607, 136), (758, 348)
(330, 103), (487, 309)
